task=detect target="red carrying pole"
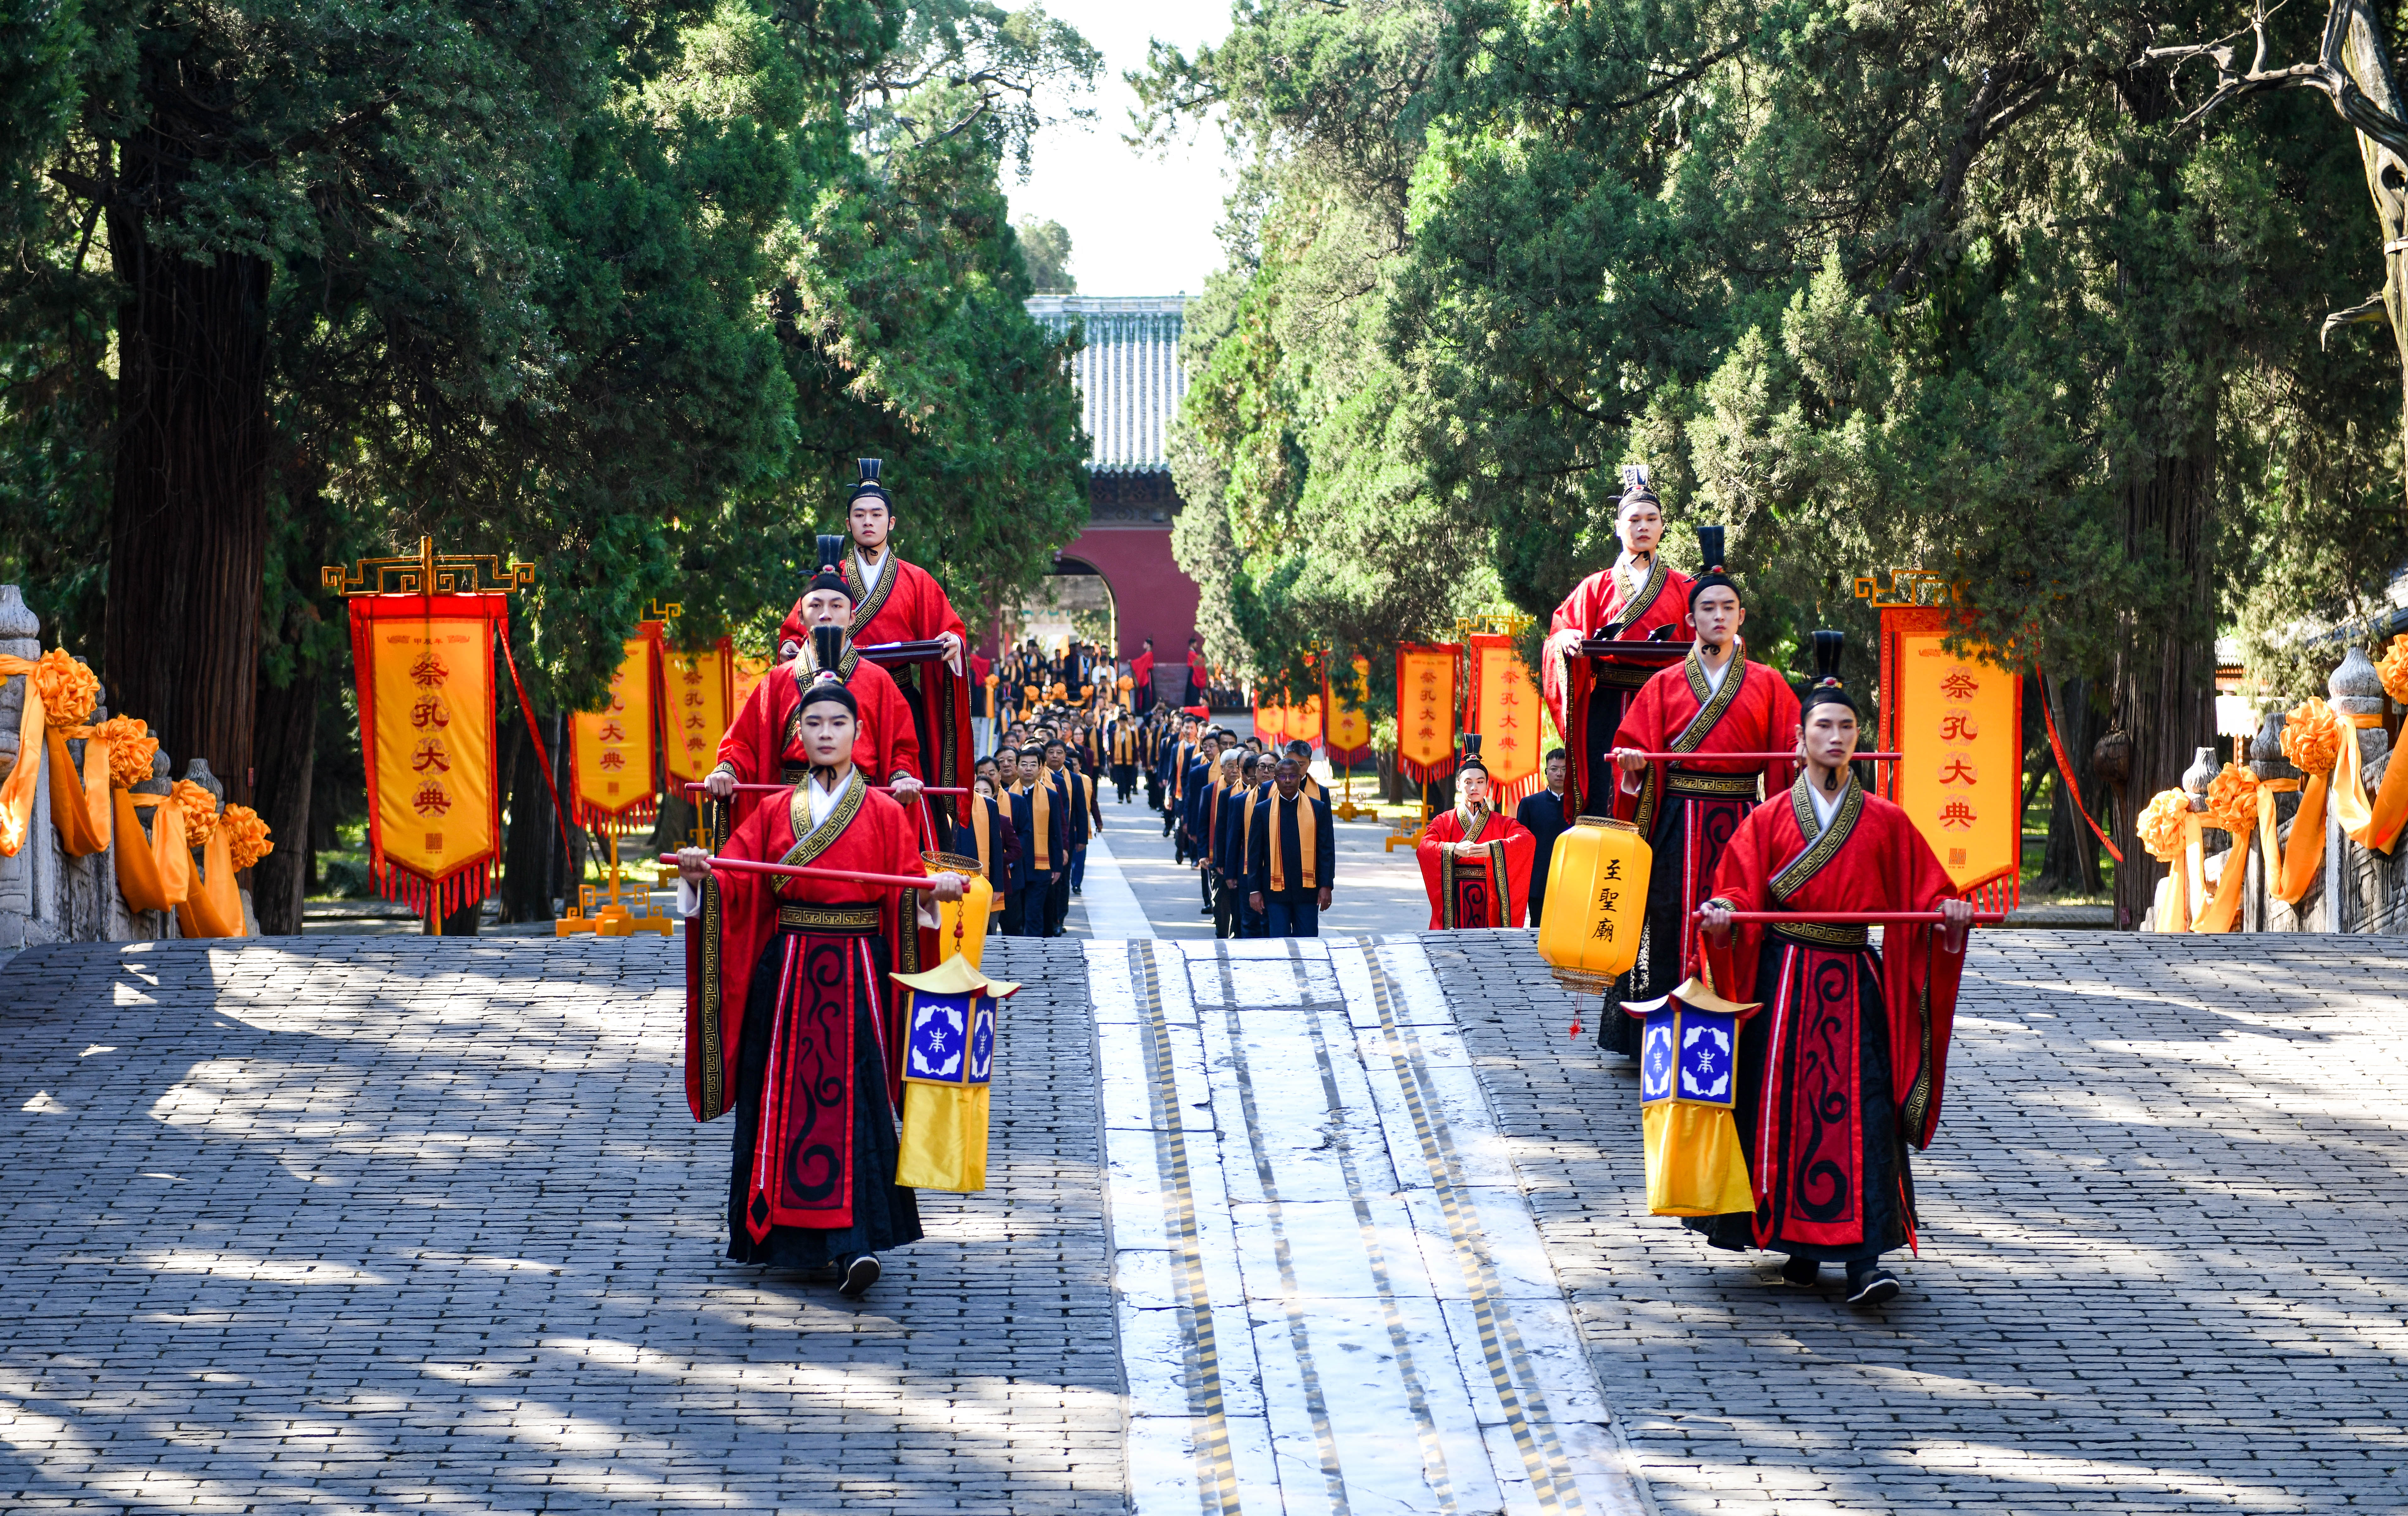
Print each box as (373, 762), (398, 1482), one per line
(658, 852), (943, 892)
(680, 781), (967, 796)
(1621, 751), (1903, 762)
(1698, 909), (2008, 924)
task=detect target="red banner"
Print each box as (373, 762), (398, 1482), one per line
(347, 593), (510, 918)
(1396, 643), (1460, 786)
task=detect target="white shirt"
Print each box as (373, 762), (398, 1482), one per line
(1806, 776), (1847, 834)
(1698, 654), (1731, 695)
(1615, 550), (1655, 600)
(853, 547), (890, 584)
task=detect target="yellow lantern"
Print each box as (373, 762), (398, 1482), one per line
(1536, 817), (1653, 992)
(924, 851), (994, 969)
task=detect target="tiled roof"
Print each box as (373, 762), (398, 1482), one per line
(1026, 296), (1187, 474)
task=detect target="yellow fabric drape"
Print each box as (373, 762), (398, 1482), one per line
(0, 654), (47, 857)
(1640, 1102), (1755, 1217)
(898, 1084), (990, 1193)
(2275, 773), (2329, 905)
(45, 728), (112, 857)
(2332, 714), (2380, 841)
(114, 791), (191, 912)
(2190, 811), (2249, 934)
(176, 830), (247, 939)
(2368, 741), (2408, 853)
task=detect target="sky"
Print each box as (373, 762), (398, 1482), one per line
(1002, 0), (1235, 298)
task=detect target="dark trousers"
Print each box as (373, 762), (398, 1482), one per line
(1069, 846), (1088, 892)
(1198, 856), (1215, 911)
(1265, 891), (1320, 937)
(1015, 873), (1055, 937)
(1047, 866), (1072, 933)
(1213, 876), (1237, 937)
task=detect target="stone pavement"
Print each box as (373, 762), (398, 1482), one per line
(4, 924), (2407, 1514)
(1432, 929), (2408, 1514)
(0, 935), (1122, 1514)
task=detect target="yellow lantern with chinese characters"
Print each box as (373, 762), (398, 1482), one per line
(923, 851), (995, 970)
(1536, 817), (1653, 992)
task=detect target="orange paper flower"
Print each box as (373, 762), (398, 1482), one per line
(2280, 697), (2344, 775)
(221, 803), (274, 872)
(2382, 637), (2408, 707)
(90, 716), (159, 790)
(171, 779), (220, 847)
(2204, 762), (2259, 835)
(2136, 788), (2192, 863)
(31, 648), (99, 726)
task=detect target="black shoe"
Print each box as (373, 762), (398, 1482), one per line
(838, 1253), (881, 1298)
(1844, 1269), (1900, 1307)
(1780, 1255), (1821, 1288)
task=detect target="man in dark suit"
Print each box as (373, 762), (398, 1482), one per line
(1516, 746), (1574, 927)
(1248, 757), (1336, 937)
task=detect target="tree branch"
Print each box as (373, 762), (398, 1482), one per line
(2144, 0), (2408, 157)
(2320, 288), (2390, 345)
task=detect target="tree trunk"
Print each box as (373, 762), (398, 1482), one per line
(2040, 675), (2104, 892)
(499, 709), (560, 924)
(2339, 0), (2408, 515)
(2109, 450), (2219, 929)
(250, 665), (317, 934)
(101, 172), (273, 807)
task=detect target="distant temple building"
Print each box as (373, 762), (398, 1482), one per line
(1023, 295), (1203, 671)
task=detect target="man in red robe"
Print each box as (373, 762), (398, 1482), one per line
(675, 676), (968, 1299)
(1415, 740), (1538, 929)
(708, 544), (922, 839)
(1692, 632), (1971, 1307)
(1131, 637), (1156, 713)
(776, 460), (972, 813)
(1543, 465), (1695, 821)
(1597, 526), (1801, 1060)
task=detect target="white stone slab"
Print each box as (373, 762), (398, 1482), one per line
(1079, 834), (1157, 940)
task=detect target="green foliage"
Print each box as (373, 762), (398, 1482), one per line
(1017, 217), (1076, 293)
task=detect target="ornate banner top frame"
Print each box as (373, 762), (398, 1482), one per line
(322, 535), (536, 598)
(1453, 611), (1537, 640)
(1852, 569), (1956, 609)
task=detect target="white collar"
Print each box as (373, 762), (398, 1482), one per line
(853, 546), (890, 580)
(803, 765), (854, 828)
(1698, 655), (1731, 694)
(1807, 777), (1846, 830)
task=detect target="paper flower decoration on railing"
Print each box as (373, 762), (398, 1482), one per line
(91, 716), (158, 790)
(2136, 788), (2192, 862)
(221, 803), (274, 872)
(171, 779), (220, 847)
(2204, 763), (2260, 835)
(32, 649), (99, 726)
(2280, 697), (2344, 775)
(2380, 636), (2408, 707)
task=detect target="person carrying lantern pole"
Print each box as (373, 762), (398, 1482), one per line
(673, 671), (969, 1300)
(1598, 526), (1802, 1062)
(1690, 631), (1972, 1308)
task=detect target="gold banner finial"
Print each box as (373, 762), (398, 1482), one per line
(322, 538), (537, 598)
(1852, 569), (1955, 609)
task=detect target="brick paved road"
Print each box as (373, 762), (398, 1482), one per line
(0, 935), (1120, 1514)
(1432, 929), (2408, 1514)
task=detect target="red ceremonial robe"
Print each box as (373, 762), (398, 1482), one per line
(780, 549), (972, 807)
(1690, 776), (1966, 1259)
(1416, 804), (1538, 929)
(683, 772), (931, 1265)
(1545, 555), (1695, 820)
(713, 644), (922, 841)
(1598, 651), (1802, 1057)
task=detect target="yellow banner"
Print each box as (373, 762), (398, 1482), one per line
(370, 615), (497, 884)
(1326, 655), (1373, 761)
(732, 653), (771, 717)
(662, 642), (733, 785)
(1255, 701), (1286, 746)
(1471, 636), (1540, 792)
(573, 635), (659, 822)
(1288, 688), (1323, 747)
(1397, 645), (1459, 778)
(1894, 632), (2020, 890)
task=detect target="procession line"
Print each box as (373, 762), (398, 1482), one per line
(1354, 939), (1587, 1516)
(1131, 940), (1243, 1516)
(1281, 939), (1464, 1513)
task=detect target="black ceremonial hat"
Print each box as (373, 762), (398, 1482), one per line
(849, 458), (890, 505)
(1800, 629), (1856, 714)
(808, 533), (849, 597)
(1688, 524), (1738, 607)
(1459, 732), (1489, 776)
(1617, 463), (1658, 509)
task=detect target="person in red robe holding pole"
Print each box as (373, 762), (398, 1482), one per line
(1543, 465), (1695, 823)
(1415, 738), (1538, 929)
(1596, 526), (1802, 1060)
(1691, 631), (1971, 1308)
(710, 545), (923, 839)
(777, 460), (972, 816)
(674, 674), (968, 1299)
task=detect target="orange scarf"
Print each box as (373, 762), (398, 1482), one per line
(1017, 778), (1053, 869)
(1267, 788), (1320, 892)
